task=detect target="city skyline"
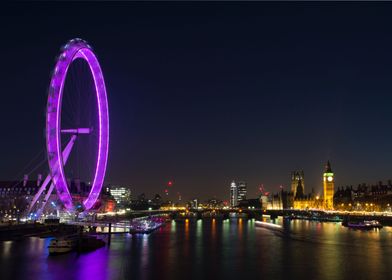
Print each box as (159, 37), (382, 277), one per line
(2, 3), (392, 200)
(2, 3), (392, 280)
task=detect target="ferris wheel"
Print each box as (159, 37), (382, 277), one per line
(29, 39), (109, 215)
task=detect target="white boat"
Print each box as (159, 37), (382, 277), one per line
(255, 220), (283, 230)
(129, 219), (163, 234)
(48, 236), (77, 255)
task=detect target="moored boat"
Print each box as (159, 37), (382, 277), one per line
(49, 234), (106, 255)
(129, 219), (164, 234)
(316, 216), (343, 222)
(48, 235), (78, 255)
(343, 220), (383, 230)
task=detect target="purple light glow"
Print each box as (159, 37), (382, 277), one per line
(46, 39), (109, 211)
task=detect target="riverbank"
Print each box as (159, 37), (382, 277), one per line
(0, 223), (79, 241)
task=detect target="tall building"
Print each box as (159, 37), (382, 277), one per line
(230, 181), (238, 207)
(291, 171), (305, 197)
(323, 161), (335, 210)
(106, 186), (132, 206)
(230, 180), (247, 207)
(237, 181), (247, 203)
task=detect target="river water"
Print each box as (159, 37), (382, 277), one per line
(1, 219), (392, 280)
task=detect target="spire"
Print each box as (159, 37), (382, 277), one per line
(325, 160), (332, 173)
(295, 179), (304, 199)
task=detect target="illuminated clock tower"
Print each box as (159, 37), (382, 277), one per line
(323, 161), (335, 210)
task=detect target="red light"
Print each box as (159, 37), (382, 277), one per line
(168, 181), (173, 186)
(165, 189), (168, 193)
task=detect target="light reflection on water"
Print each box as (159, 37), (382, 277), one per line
(1, 220), (392, 280)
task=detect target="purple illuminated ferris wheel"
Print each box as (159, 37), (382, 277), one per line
(46, 38), (109, 211)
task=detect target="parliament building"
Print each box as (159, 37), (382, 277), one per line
(269, 161), (335, 210)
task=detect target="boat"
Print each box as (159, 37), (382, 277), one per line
(284, 213), (343, 223)
(312, 215), (343, 222)
(129, 219), (163, 234)
(49, 234), (106, 254)
(343, 220), (383, 230)
(319, 216), (343, 222)
(48, 235), (78, 255)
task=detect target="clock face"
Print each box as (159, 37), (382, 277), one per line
(327, 176), (333, 182)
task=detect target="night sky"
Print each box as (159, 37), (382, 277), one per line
(2, 2), (392, 201)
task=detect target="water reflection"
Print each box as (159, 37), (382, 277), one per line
(237, 218), (243, 238)
(185, 219), (190, 239)
(2, 220), (392, 280)
(211, 218), (216, 240)
(2, 241), (12, 257)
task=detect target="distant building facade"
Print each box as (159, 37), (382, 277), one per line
(205, 198), (224, 208)
(188, 198), (199, 209)
(259, 194), (269, 210)
(0, 178), (116, 221)
(0, 180), (39, 220)
(237, 181), (247, 204)
(230, 180), (247, 207)
(106, 186), (132, 207)
(230, 181), (238, 207)
(334, 180), (392, 211)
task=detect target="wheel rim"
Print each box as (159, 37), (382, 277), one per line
(46, 39), (109, 211)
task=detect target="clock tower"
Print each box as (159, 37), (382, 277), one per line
(323, 161), (334, 210)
